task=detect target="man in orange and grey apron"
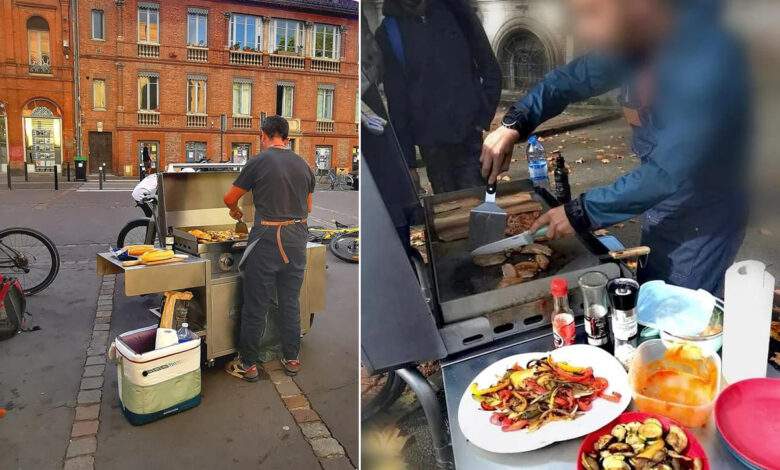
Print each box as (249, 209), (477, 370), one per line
(223, 116), (315, 381)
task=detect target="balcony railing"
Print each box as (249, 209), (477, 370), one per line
(311, 58), (340, 74)
(315, 121), (335, 133)
(186, 46), (208, 62)
(138, 43), (160, 59)
(186, 114), (207, 128)
(137, 112), (159, 126)
(268, 54), (305, 70)
(232, 116), (252, 129)
(229, 49), (262, 66)
(28, 56), (52, 74)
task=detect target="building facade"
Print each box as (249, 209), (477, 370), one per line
(0, 0), (77, 172)
(77, 0), (358, 175)
(363, 0), (574, 101)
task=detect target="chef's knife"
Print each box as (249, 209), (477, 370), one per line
(471, 226), (548, 257)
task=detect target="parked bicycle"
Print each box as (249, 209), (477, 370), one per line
(117, 196), (160, 248)
(308, 222), (359, 263)
(318, 168), (355, 191)
(0, 227), (60, 295)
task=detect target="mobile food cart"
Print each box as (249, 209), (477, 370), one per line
(98, 170), (326, 365)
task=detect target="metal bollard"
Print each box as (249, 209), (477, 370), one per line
(53, 165), (59, 190)
(99, 168), (104, 190)
(6, 164), (11, 190)
(66, 161), (71, 182)
(23, 161), (28, 181)
(103, 165), (108, 182)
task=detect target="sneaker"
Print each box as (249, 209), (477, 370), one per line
(281, 358), (301, 376)
(225, 356), (260, 382)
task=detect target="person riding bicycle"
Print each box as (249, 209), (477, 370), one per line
(132, 167), (158, 204)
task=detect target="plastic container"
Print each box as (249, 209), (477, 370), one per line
(525, 135), (549, 188)
(628, 339), (720, 428)
(177, 322), (193, 343)
(660, 303), (723, 355)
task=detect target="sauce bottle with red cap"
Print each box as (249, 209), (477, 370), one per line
(550, 278), (576, 348)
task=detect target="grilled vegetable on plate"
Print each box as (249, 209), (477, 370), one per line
(458, 344), (631, 453)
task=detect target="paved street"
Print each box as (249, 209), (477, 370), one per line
(0, 187), (358, 469)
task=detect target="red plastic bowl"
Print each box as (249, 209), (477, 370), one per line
(714, 378), (780, 470)
(576, 411), (710, 470)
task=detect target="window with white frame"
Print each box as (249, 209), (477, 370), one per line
(187, 8), (207, 46)
(138, 73), (159, 111)
(137, 3), (159, 44)
(316, 85), (334, 121)
(272, 19), (303, 54)
(93, 79), (106, 110)
(27, 16), (51, 70)
(313, 23), (340, 60)
(276, 82), (294, 118)
(187, 76), (207, 114)
(229, 14), (262, 51)
(91, 10), (105, 40)
(232, 80), (252, 116)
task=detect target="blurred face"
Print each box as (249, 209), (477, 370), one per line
(568, 0), (669, 56)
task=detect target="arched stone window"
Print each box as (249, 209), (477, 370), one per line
(498, 29), (550, 94)
(27, 16), (51, 74)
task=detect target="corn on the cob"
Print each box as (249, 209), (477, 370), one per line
(126, 245), (155, 256)
(140, 249), (175, 263)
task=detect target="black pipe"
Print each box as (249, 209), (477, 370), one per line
(66, 161), (71, 182)
(54, 165), (59, 190)
(99, 168), (103, 190)
(6, 164), (11, 190)
(395, 368), (454, 470)
(23, 160), (28, 181)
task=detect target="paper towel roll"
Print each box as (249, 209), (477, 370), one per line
(154, 328), (178, 350)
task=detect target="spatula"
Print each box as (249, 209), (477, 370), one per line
(235, 217), (248, 235)
(468, 183), (507, 251)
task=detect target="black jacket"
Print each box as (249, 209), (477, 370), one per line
(376, 0), (501, 162)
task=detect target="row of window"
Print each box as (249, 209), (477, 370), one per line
(92, 76), (335, 121)
(90, 7), (342, 60)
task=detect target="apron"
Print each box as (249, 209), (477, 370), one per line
(238, 218), (307, 270)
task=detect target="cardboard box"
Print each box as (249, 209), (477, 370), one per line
(300, 242), (327, 334)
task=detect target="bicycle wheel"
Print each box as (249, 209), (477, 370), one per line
(341, 175), (355, 191)
(361, 368), (406, 422)
(328, 232), (359, 263)
(117, 219), (156, 247)
(0, 227), (60, 296)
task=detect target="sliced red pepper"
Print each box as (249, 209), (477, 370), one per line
(481, 402), (496, 411)
(497, 389), (512, 401)
(501, 419), (529, 432)
(490, 413), (506, 426)
(552, 365), (594, 383)
(599, 391), (622, 402)
(591, 377), (609, 392)
(577, 398), (593, 411)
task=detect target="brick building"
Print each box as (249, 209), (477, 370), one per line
(77, 0), (358, 176)
(0, 0), (76, 172)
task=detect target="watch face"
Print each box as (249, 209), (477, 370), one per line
(502, 117), (517, 128)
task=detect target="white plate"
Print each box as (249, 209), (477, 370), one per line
(457, 344), (631, 454)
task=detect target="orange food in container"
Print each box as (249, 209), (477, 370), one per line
(628, 339), (720, 427)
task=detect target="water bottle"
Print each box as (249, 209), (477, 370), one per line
(177, 322), (193, 343)
(526, 135), (549, 188)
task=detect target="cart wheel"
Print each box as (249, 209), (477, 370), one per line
(206, 359), (215, 368)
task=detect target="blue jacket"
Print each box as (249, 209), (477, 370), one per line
(503, 0), (751, 233)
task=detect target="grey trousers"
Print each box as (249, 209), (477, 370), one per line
(419, 131), (484, 194)
(238, 225), (307, 364)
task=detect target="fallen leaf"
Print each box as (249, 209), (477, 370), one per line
(575, 158), (585, 164)
(500, 175), (512, 182)
(601, 158), (611, 164)
(615, 223), (625, 228)
(594, 229), (609, 236)
(511, 158), (517, 163)
(760, 228), (773, 237)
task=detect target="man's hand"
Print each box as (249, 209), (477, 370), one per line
(480, 126), (520, 184)
(229, 207), (244, 221)
(529, 206), (575, 240)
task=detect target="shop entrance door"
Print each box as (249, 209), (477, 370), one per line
(88, 132), (113, 173)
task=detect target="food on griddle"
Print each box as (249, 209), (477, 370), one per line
(432, 192), (541, 242)
(470, 356), (622, 433)
(771, 321), (780, 342)
(188, 229), (212, 241)
(521, 243), (553, 256)
(536, 254), (550, 270)
(506, 211), (542, 236)
(188, 229), (246, 242)
(495, 248), (554, 288)
(515, 261), (539, 272)
(581, 418), (702, 470)
(473, 252), (508, 267)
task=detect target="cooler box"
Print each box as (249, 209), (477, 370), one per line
(110, 325), (201, 425)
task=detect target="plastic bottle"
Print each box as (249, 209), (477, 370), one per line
(552, 152), (571, 203)
(526, 135), (549, 189)
(550, 278), (575, 348)
(177, 322), (193, 343)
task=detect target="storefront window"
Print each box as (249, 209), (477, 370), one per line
(231, 143), (251, 164)
(185, 141), (207, 163)
(138, 141), (159, 168)
(23, 102), (62, 171)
